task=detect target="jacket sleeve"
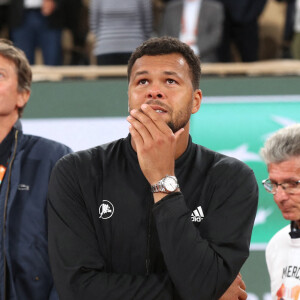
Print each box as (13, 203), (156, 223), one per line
(152, 162), (258, 300)
(47, 156), (174, 300)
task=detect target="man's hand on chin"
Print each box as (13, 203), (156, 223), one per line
(127, 104), (183, 187)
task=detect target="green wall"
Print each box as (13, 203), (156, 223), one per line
(24, 76), (300, 118)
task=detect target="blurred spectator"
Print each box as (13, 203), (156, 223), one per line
(159, 0), (224, 62)
(63, 0), (89, 65)
(152, 0), (165, 35)
(0, 0), (10, 38)
(89, 0), (152, 65)
(152, 0), (180, 36)
(293, 0), (300, 58)
(215, 0), (267, 62)
(9, 0), (64, 65)
(276, 0), (295, 58)
(277, 0), (300, 59)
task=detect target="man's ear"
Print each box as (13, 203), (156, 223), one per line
(16, 89), (30, 110)
(192, 89), (202, 114)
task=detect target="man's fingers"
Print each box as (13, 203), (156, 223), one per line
(236, 274), (246, 291)
(128, 124), (143, 147)
(239, 288), (247, 300)
(174, 128), (185, 141)
(236, 274), (247, 300)
(140, 104), (174, 135)
(127, 114), (152, 144)
(129, 109), (159, 139)
(239, 278), (246, 291)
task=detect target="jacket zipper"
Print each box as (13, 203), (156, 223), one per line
(145, 194), (153, 275)
(2, 130), (19, 300)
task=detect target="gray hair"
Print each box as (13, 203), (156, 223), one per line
(260, 124), (300, 164)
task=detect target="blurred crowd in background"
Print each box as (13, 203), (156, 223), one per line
(0, 0), (299, 66)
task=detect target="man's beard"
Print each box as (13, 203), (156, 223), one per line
(167, 109), (191, 133)
(167, 99), (193, 133)
(167, 120), (188, 133)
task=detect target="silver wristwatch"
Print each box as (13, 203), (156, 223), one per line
(151, 175), (179, 194)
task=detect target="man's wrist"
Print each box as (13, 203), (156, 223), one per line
(151, 175), (179, 194)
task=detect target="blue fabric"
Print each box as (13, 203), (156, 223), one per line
(11, 9), (62, 65)
(0, 122), (72, 300)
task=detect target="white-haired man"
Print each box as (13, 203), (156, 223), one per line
(261, 124), (300, 300)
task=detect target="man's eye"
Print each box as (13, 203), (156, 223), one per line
(166, 79), (176, 84)
(285, 181), (298, 188)
(138, 79), (148, 85)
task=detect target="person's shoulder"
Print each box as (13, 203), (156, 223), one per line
(75, 137), (125, 160)
(55, 137), (125, 170)
(23, 134), (70, 150)
(266, 225), (291, 267)
(273, 225), (290, 238)
(21, 133), (72, 159)
(266, 225), (290, 253)
(196, 144), (253, 176)
(194, 144), (258, 192)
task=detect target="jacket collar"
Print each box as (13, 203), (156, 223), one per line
(13, 119), (22, 132)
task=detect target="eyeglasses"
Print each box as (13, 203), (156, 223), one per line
(262, 178), (300, 195)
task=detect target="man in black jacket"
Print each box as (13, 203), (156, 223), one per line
(48, 36), (258, 300)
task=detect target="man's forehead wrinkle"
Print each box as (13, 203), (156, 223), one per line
(133, 70), (180, 78)
(132, 70), (149, 80)
(135, 70), (149, 76)
(164, 71), (178, 76)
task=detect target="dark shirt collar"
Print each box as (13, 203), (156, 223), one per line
(289, 221), (300, 239)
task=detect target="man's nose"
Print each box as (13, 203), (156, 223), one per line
(147, 86), (165, 99)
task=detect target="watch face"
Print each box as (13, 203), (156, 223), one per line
(163, 176), (178, 192)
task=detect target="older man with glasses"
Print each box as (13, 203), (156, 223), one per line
(260, 123), (300, 300)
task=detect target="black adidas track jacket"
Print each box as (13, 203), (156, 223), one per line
(48, 135), (258, 300)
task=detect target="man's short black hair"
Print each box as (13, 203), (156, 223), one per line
(128, 36), (201, 90)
